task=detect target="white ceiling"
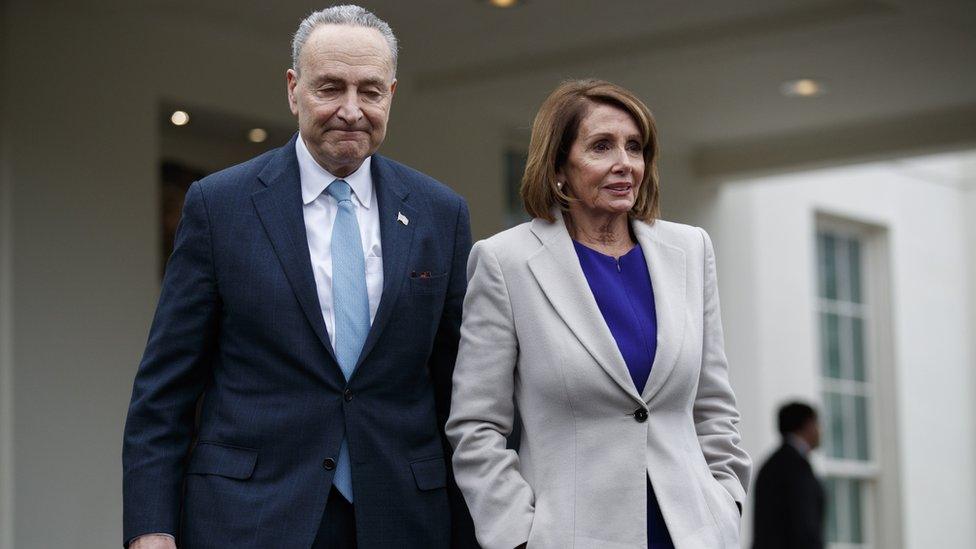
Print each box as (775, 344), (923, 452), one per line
(140, 0), (976, 163)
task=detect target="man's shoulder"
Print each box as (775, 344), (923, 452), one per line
(194, 145), (283, 196)
(373, 155), (463, 206)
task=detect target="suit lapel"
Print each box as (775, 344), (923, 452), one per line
(251, 134), (338, 364)
(632, 221), (687, 403)
(354, 155), (417, 370)
(527, 214), (644, 404)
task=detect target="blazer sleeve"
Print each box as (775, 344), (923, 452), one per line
(445, 240), (535, 549)
(425, 198), (478, 548)
(693, 227), (752, 507)
(122, 182), (220, 544)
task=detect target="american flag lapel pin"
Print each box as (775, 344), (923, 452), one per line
(397, 211), (409, 226)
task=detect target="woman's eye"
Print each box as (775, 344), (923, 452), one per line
(593, 141), (610, 151)
(626, 141), (642, 152)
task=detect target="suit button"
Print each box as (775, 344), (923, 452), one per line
(343, 389), (353, 402)
(634, 408), (648, 423)
(322, 458), (336, 470)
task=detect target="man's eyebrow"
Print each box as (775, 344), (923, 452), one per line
(358, 77), (389, 88)
(310, 75), (390, 88)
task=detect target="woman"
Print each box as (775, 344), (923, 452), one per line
(445, 80), (751, 549)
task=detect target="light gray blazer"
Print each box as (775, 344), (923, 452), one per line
(445, 213), (751, 549)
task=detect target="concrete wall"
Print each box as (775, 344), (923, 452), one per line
(708, 159), (976, 548)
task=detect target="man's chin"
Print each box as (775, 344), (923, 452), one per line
(313, 146), (373, 174)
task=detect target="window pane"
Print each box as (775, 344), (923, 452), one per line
(821, 312), (842, 378)
(848, 238), (862, 303)
(848, 479), (864, 543)
(826, 391), (846, 459)
(504, 150), (529, 228)
(825, 478), (840, 542)
(851, 316), (866, 382)
(820, 233), (838, 299)
(826, 477), (867, 543)
(855, 395), (870, 460)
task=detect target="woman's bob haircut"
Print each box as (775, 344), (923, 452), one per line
(520, 79), (660, 223)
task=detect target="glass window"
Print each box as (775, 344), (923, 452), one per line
(816, 228), (875, 548)
(504, 150), (529, 228)
(825, 478), (866, 544)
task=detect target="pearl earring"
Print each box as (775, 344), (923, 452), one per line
(556, 181), (564, 190)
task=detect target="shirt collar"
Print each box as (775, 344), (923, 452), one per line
(786, 433), (811, 456)
(296, 135), (373, 208)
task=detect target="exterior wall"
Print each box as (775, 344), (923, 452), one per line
(705, 159), (976, 548)
(1, 2), (15, 547)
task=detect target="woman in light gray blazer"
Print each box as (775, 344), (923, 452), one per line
(446, 80), (751, 549)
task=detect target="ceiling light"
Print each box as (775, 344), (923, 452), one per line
(248, 128), (268, 143)
(781, 78), (826, 98)
(487, 0), (519, 7)
(170, 110), (190, 126)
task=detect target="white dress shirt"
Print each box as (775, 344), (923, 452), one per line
(296, 136), (383, 349)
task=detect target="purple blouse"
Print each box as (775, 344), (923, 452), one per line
(572, 241), (658, 393)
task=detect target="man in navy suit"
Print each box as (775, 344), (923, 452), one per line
(123, 5), (476, 548)
(753, 402), (825, 549)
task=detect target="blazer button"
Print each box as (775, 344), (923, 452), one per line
(634, 408), (648, 423)
(322, 458), (336, 470)
(343, 389), (353, 402)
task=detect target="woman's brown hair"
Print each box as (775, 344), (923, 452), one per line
(520, 79), (660, 223)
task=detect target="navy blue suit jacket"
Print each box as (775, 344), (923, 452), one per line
(123, 135), (476, 548)
(752, 443), (825, 549)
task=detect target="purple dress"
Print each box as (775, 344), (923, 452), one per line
(573, 240), (675, 549)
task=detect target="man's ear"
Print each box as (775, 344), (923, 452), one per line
(389, 78), (397, 98)
(286, 69), (299, 115)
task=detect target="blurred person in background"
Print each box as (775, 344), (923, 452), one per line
(446, 79), (751, 549)
(752, 402), (825, 549)
(122, 5), (476, 548)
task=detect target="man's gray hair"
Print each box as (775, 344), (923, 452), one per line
(291, 5), (398, 75)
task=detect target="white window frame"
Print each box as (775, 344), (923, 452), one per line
(815, 214), (902, 549)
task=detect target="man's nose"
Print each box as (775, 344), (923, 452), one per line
(336, 91), (364, 124)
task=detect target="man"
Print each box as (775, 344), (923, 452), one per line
(123, 5), (476, 548)
(753, 402), (826, 549)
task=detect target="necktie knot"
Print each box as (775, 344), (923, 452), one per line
(327, 179), (352, 203)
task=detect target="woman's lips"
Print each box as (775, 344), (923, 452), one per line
(603, 183), (633, 196)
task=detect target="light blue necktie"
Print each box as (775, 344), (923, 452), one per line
(326, 179), (369, 502)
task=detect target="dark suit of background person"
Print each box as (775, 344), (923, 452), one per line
(122, 6), (476, 549)
(753, 402), (825, 549)
(447, 80), (751, 549)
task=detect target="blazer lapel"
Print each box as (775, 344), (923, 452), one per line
(251, 134), (338, 364)
(354, 155), (417, 371)
(527, 214), (644, 404)
(632, 221), (687, 403)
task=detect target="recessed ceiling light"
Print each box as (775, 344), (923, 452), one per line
(248, 128), (268, 143)
(781, 78), (827, 98)
(487, 0), (519, 7)
(170, 110), (190, 126)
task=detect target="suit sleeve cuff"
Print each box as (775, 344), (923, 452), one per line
(127, 533), (175, 547)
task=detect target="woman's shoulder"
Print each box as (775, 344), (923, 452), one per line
(638, 217), (705, 239)
(475, 220), (537, 252)
(635, 218), (711, 254)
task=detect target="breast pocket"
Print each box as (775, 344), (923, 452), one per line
(409, 272), (449, 295)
